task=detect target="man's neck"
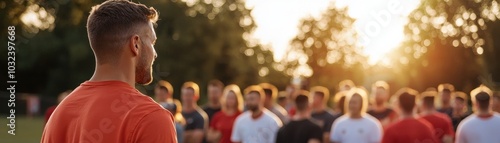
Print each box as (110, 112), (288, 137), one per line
(265, 103), (274, 109)
(208, 102), (220, 109)
(312, 104), (325, 113)
(293, 111), (310, 120)
(420, 108), (436, 115)
(373, 103), (387, 112)
(183, 104), (197, 112)
(476, 109), (493, 116)
(90, 63), (135, 87)
(349, 113), (363, 119)
(225, 108), (236, 115)
(441, 104), (451, 109)
(399, 112), (415, 119)
(251, 109), (263, 119)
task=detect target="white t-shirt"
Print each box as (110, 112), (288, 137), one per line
(456, 113), (500, 143)
(330, 114), (383, 143)
(231, 109), (283, 143)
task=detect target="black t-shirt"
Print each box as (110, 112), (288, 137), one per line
(451, 111), (471, 131)
(311, 109), (335, 133)
(182, 108), (208, 131)
(202, 105), (221, 122)
(276, 119), (323, 143)
(367, 108), (394, 120)
(437, 107), (454, 119)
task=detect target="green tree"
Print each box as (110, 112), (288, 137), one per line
(283, 3), (365, 92)
(392, 0), (500, 91)
(1, 0), (289, 102)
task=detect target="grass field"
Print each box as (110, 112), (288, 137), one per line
(0, 116), (44, 143)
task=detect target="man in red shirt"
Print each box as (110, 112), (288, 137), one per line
(418, 91), (454, 143)
(382, 88), (438, 143)
(41, 1), (177, 142)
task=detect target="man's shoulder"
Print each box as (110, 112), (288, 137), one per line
(364, 114), (381, 124)
(233, 112), (251, 124)
(305, 119), (323, 129)
(263, 110), (282, 123)
(334, 115), (349, 122)
(312, 109), (335, 119)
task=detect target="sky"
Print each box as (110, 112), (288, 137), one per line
(246, 0), (421, 65)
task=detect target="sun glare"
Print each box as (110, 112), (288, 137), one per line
(247, 0), (421, 67)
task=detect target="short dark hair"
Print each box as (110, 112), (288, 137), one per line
(475, 92), (491, 110)
(263, 89), (273, 97)
(470, 86), (493, 111)
(244, 85), (265, 101)
(396, 88), (419, 113)
(295, 91), (310, 111)
(259, 83), (278, 99)
(208, 79), (224, 88)
(87, 0), (158, 64)
(420, 91), (437, 108)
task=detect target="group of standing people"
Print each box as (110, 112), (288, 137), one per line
(155, 79), (500, 143)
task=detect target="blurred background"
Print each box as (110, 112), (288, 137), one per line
(1, 0), (499, 142)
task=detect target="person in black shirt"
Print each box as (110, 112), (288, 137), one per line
(202, 79), (224, 122)
(182, 82), (209, 143)
(437, 83), (455, 118)
(367, 81), (397, 128)
(277, 91), (322, 143)
(309, 86), (335, 143)
(451, 91), (471, 131)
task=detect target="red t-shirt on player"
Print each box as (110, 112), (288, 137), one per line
(210, 111), (242, 143)
(382, 118), (439, 143)
(419, 113), (454, 143)
(41, 81), (177, 143)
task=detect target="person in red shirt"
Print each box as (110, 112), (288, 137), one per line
(418, 91), (454, 143)
(207, 84), (244, 143)
(382, 88), (438, 143)
(44, 90), (71, 124)
(41, 1), (176, 142)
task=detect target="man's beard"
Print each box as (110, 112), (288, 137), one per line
(246, 104), (259, 112)
(135, 47), (153, 85)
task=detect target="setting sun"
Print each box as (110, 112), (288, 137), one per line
(247, 0), (421, 66)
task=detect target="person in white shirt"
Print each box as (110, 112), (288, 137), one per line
(456, 85), (500, 143)
(231, 85), (283, 143)
(330, 87), (383, 143)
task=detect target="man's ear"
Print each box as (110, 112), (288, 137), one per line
(130, 35), (140, 56)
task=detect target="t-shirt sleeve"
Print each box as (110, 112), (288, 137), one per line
(132, 109), (177, 143)
(194, 113), (207, 130)
(455, 123), (467, 143)
(381, 128), (394, 143)
(270, 119), (282, 143)
(329, 121), (341, 142)
(444, 117), (455, 137)
(369, 121), (383, 143)
(275, 127), (284, 143)
(324, 117), (334, 133)
(230, 118), (242, 142)
(209, 114), (218, 129)
(311, 124), (323, 142)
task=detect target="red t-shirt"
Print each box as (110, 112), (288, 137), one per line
(44, 105), (57, 124)
(210, 111), (242, 143)
(41, 81), (177, 143)
(419, 113), (454, 142)
(289, 107), (296, 117)
(382, 118), (439, 143)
